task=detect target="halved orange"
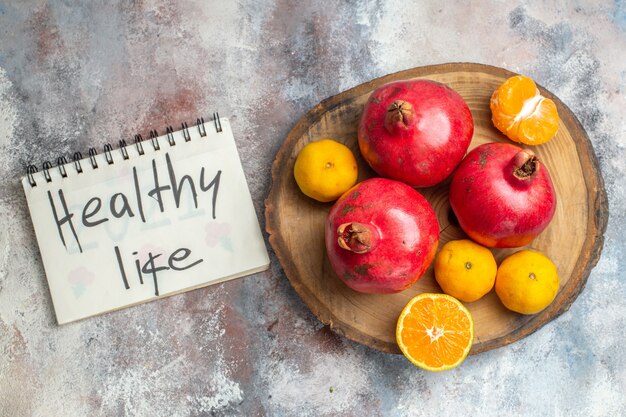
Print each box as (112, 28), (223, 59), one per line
(490, 75), (559, 145)
(396, 293), (474, 371)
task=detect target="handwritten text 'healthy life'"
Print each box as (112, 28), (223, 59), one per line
(46, 153), (222, 296)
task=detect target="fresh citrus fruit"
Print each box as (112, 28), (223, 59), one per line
(396, 293), (474, 371)
(495, 250), (560, 314)
(434, 239), (497, 302)
(294, 139), (358, 202)
(490, 75), (559, 145)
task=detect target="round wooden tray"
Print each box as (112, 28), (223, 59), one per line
(265, 63), (608, 354)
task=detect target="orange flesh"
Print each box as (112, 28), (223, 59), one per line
(397, 295), (473, 370)
(491, 75), (559, 145)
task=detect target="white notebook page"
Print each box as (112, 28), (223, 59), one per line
(22, 118), (269, 324)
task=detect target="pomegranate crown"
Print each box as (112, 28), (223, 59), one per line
(384, 100), (414, 132)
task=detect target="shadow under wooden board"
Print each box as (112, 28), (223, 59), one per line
(265, 62), (608, 355)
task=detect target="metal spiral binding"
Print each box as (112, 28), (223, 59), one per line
(166, 126), (175, 146)
(118, 140), (129, 160)
(134, 134), (145, 156)
(27, 165), (37, 187)
(73, 152), (83, 173)
(42, 161), (53, 183)
(213, 112), (222, 132)
(197, 117), (206, 137)
(181, 122), (190, 143)
(57, 156), (68, 178)
(149, 130), (160, 151)
(88, 148), (99, 169)
(103, 144), (114, 165)
(24, 114), (222, 187)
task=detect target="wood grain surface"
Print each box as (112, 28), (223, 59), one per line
(265, 63), (608, 354)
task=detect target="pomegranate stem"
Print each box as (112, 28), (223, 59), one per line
(512, 150), (539, 179)
(337, 222), (376, 254)
(384, 100), (414, 132)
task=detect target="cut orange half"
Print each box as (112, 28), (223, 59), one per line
(396, 293), (474, 371)
(490, 75), (559, 145)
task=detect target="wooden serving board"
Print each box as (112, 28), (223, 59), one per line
(265, 63), (608, 354)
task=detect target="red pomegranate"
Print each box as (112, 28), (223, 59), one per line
(449, 142), (557, 248)
(358, 79), (474, 187)
(325, 178), (439, 293)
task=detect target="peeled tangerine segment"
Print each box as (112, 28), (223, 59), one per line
(496, 75), (538, 114)
(521, 99), (559, 142)
(491, 75), (560, 145)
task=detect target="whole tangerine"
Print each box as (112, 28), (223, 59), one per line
(294, 139), (358, 203)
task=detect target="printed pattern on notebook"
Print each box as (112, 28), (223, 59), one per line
(22, 115), (269, 324)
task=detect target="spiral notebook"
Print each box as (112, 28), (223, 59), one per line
(22, 115), (269, 324)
